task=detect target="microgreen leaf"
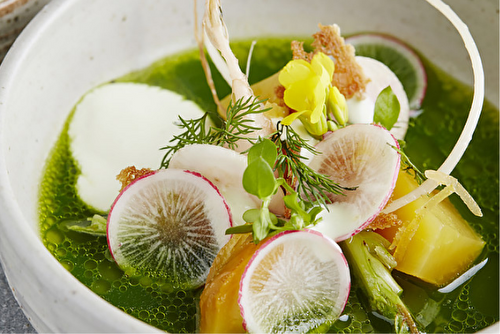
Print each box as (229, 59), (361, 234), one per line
(225, 224), (253, 235)
(242, 157), (276, 199)
(252, 214), (270, 242)
(58, 214), (107, 237)
(374, 86), (400, 130)
(248, 138), (277, 167)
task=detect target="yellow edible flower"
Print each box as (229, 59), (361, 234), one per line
(327, 86), (348, 126)
(279, 52), (348, 136)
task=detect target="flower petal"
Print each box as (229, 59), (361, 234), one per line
(311, 52), (335, 87)
(279, 59), (314, 89)
(281, 109), (309, 125)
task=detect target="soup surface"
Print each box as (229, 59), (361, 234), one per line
(39, 38), (499, 333)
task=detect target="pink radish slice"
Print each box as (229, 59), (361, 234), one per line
(239, 230), (350, 334)
(107, 169), (232, 289)
(169, 144), (285, 222)
(346, 33), (427, 111)
(309, 124), (400, 242)
(353, 56), (410, 141)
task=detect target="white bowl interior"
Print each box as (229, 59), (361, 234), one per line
(0, 0), (497, 332)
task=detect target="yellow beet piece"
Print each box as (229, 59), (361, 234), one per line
(389, 170), (485, 287)
(219, 72), (289, 119)
(199, 234), (260, 333)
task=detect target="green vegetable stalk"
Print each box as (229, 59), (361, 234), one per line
(341, 231), (420, 334)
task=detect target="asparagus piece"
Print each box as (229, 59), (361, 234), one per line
(341, 231), (420, 334)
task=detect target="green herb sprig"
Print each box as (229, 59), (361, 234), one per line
(160, 97), (267, 168)
(394, 140), (426, 184)
(271, 122), (346, 207)
(226, 138), (323, 243)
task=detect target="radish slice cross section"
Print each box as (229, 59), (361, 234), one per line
(239, 230), (350, 334)
(107, 169), (232, 289)
(309, 124), (400, 242)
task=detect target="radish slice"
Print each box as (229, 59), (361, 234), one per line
(349, 56), (410, 140)
(169, 144), (285, 223)
(107, 169), (231, 289)
(239, 230), (350, 333)
(309, 124), (400, 242)
(346, 33), (427, 111)
(69, 82), (207, 212)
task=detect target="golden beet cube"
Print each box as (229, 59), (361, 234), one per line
(389, 170), (485, 287)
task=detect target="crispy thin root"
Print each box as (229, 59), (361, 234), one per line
(292, 24), (369, 99)
(194, 0), (225, 112)
(425, 170), (482, 217)
(116, 166), (154, 191)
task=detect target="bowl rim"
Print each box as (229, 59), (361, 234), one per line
(0, 0), (163, 331)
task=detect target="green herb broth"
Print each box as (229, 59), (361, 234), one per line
(39, 38), (499, 333)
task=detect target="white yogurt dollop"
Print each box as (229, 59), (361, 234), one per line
(69, 82), (206, 212)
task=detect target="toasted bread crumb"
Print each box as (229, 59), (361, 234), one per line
(116, 166), (154, 191)
(291, 24), (369, 99)
(369, 212), (403, 230)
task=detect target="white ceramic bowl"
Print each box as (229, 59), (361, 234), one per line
(0, 0), (51, 61)
(0, 0), (497, 332)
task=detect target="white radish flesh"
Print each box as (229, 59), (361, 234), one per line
(107, 169), (231, 289)
(169, 144), (285, 223)
(69, 83), (207, 212)
(239, 230), (350, 333)
(309, 124), (400, 242)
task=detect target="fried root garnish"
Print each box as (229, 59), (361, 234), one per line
(116, 166), (154, 191)
(291, 24), (369, 99)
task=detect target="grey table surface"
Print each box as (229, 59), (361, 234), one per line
(0, 263), (36, 333)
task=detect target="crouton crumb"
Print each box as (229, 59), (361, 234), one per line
(291, 24), (369, 99)
(369, 212), (403, 230)
(117, 166), (154, 191)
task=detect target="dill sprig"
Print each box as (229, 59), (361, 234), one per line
(160, 97), (266, 168)
(394, 140), (426, 184)
(160, 97), (346, 209)
(271, 122), (345, 207)
(217, 97), (268, 150)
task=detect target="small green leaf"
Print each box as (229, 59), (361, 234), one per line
(243, 209), (261, 223)
(59, 214), (107, 236)
(225, 224), (254, 235)
(248, 138), (277, 168)
(283, 193), (305, 216)
(252, 215), (270, 243)
(243, 157), (277, 199)
(374, 86), (400, 130)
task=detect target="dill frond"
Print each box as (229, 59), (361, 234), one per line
(394, 141), (426, 184)
(159, 96), (267, 168)
(271, 122), (345, 207)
